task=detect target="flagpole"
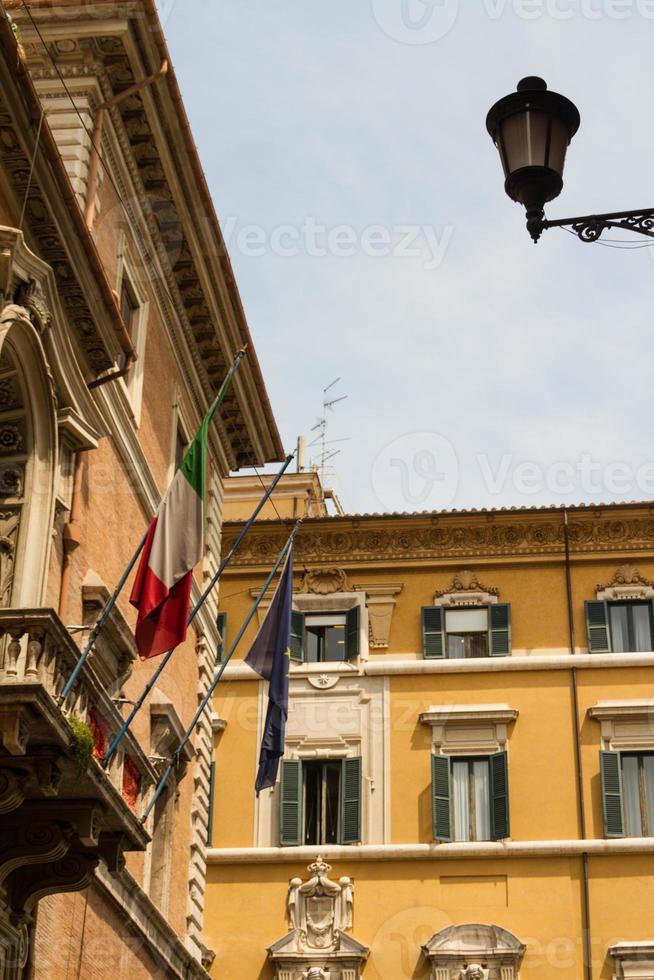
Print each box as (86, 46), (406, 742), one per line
(101, 452), (295, 769)
(59, 349), (247, 704)
(141, 520), (301, 824)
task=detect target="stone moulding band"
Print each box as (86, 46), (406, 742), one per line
(206, 837), (654, 865)
(219, 650), (654, 681)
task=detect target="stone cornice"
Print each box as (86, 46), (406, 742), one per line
(220, 650), (654, 681)
(221, 507), (654, 568)
(207, 838), (654, 865)
(11, 2), (283, 466)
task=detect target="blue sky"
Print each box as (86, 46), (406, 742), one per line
(158, 0), (654, 514)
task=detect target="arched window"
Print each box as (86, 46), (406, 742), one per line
(0, 305), (57, 608)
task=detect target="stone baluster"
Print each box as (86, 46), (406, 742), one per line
(5, 628), (23, 678)
(25, 629), (44, 678)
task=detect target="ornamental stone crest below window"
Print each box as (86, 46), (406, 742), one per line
(267, 858), (369, 980)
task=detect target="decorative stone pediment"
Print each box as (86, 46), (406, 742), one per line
(434, 571), (499, 608)
(352, 582), (403, 649)
(610, 942), (654, 978)
(302, 568), (349, 595)
(268, 858), (369, 979)
(597, 564), (654, 602)
(422, 924), (525, 980)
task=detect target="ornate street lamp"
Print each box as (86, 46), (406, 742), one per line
(486, 77), (654, 244)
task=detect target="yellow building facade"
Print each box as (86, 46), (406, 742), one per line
(205, 484), (654, 980)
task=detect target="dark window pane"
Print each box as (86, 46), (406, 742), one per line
(303, 763), (320, 845)
(324, 762), (341, 844)
(324, 624), (346, 662)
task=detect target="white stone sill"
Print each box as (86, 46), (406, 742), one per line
(218, 651), (654, 681)
(207, 837), (654, 865)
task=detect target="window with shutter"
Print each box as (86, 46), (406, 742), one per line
(431, 754), (451, 842)
(585, 600), (611, 653)
(422, 607), (445, 659)
(216, 611), (227, 663)
(279, 760), (302, 846)
(290, 610), (305, 662)
(489, 604), (511, 657)
(345, 605), (360, 661)
(340, 757), (362, 844)
(490, 751), (510, 840)
(600, 750), (625, 838)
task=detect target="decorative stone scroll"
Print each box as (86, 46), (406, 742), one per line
(268, 858), (369, 979)
(422, 924), (526, 980)
(434, 570), (499, 608)
(302, 568), (349, 595)
(597, 564), (654, 602)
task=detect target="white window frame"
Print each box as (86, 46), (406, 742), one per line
(116, 234), (149, 425)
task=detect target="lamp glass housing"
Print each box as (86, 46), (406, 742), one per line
(486, 77), (580, 211)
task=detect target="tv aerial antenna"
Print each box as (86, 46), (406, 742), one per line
(309, 377), (349, 485)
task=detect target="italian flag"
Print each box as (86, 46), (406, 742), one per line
(130, 406), (215, 660)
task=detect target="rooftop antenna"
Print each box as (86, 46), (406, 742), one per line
(309, 377), (348, 486)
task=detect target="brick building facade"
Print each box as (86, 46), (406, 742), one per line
(0, 1), (282, 976)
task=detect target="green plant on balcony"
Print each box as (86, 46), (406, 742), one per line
(69, 714), (94, 780)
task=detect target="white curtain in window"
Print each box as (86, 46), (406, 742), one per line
(632, 605), (652, 652)
(643, 756), (654, 833)
(473, 760), (491, 841)
(447, 635), (466, 659)
(622, 756), (643, 837)
(452, 761), (470, 842)
(609, 605), (628, 653)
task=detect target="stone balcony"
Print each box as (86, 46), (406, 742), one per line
(0, 608), (156, 968)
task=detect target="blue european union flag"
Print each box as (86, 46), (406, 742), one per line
(245, 548), (293, 794)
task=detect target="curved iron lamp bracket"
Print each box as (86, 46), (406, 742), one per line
(527, 207), (654, 243)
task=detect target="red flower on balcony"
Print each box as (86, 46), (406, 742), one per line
(122, 755), (141, 810)
(88, 707), (108, 761)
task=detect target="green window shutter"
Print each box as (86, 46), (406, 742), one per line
(422, 606), (444, 659)
(279, 760), (302, 846)
(290, 610), (305, 662)
(585, 600), (611, 653)
(489, 603), (511, 657)
(340, 756), (362, 845)
(600, 750), (624, 838)
(216, 612), (227, 663)
(490, 751), (510, 840)
(431, 754), (451, 842)
(206, 761), (216, 846)
(345, 605), (360, 661)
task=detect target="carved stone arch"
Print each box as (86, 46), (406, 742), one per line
(422, 923), (526, 980)
(0, 304), (57, 606)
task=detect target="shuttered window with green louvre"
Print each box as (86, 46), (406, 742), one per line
(279, 758), (363, 846)
(600, 751), (625, 838)
(279, 760), (302, 845)
(489, 604), (511, 657)
(490, 751), (510, 840)
(431, 754), (451, 841)
(345, 606), (360, 661)
(290, 610), (305, 662)
(340, 757), (362, 844)
(422, 606), (444, 659)
(585, 600), (611, 653)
